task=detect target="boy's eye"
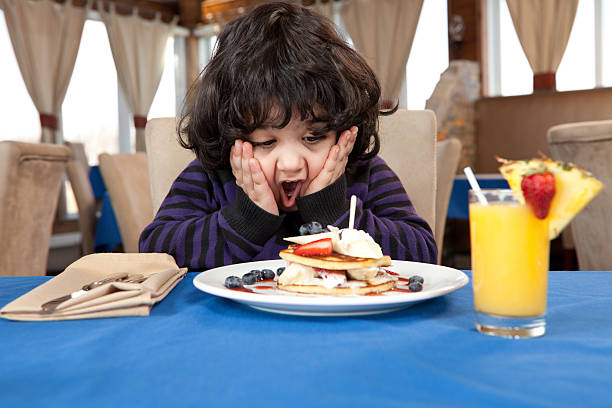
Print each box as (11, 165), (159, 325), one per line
(251, 140), (275, 148)
(304, 135), (326, 144)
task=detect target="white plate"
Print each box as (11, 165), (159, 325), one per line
(193, 259), (469, 316)
(193, 260), (469, 316)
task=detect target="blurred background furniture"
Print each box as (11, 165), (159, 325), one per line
(146, 111), (438, 239)
(0, 141), (71, 276)
(435, 138), (462, 264)
(547, 120), (612, 270)
(145, 117), (195, 216)
(99, 152), (153, 253)
(64, 141), (97, 255)
(378, 109), (437, 233)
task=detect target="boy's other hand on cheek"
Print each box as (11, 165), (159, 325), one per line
(231, 140), (279, 215)
(303, 126), (357, 196)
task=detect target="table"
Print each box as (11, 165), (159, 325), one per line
(89, 166), (122, 251)
(447, 174), (509, 219)
(1, 271), (611, 407)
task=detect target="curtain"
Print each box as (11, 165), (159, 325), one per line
(0, 0), (88, 144)
(506, 0), (578, 91)
(100, 4), (177, 152)
(341, 0), (423, 105)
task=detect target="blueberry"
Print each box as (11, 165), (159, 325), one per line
(408, 275), (424, 284)
(248, 269), (263, 281)
(224, 276), (242, 288)
(299, 224), (310, 236)
(307, 221), (324, 234)
(261, 269), (275, 280)
(242, 272), (257, 285)
(408, 282), (423, 292)
(299, 221), (325, 235)
(276, 267), (285, 276)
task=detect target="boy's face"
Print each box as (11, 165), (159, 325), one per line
(247, 116), (337, 212)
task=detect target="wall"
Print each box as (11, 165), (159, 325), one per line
(475, 88), (612, 172)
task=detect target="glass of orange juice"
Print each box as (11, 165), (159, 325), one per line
(469, 189), (549, 338)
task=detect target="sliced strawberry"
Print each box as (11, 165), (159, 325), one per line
(521, 171), (556, 219)
(293, 238), (333, 256)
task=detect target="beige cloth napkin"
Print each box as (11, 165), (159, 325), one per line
(0, 253), (187, 321)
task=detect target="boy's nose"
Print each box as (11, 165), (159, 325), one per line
(276, 149), (305, 173)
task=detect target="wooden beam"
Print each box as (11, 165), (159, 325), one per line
(201, 0), (336, 25)
(64, 0), (179, 23)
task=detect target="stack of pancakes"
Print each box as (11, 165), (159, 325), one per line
(278, 234), (396, 295)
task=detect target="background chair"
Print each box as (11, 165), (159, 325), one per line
(0, 141), (71, 276)
(146, 110), (437, 242)
(64, 141), (97, 255)
(145, 117), (195, 216)
(547, 120), (612, 270)
(435, 138), (462, 264)
(98, 152), (153, 253)
(379, 109), (437, 234)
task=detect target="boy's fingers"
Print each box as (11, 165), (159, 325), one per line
(231, 141), (244, 185)
(249, 159), (267, 192)
(320, 145), (340, 185)
(240, 142), (253, 190)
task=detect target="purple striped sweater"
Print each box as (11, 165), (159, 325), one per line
(139, 155), (437, 270)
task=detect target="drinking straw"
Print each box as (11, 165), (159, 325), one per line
(348, 195), (357, 229)
(463, 167), (488, 205)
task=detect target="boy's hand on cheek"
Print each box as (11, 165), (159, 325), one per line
(303, 126), (357, 196)
(231, 140), (279, 215)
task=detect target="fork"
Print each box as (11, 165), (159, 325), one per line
(40, 272), (136, 313)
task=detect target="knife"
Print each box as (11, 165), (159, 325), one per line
(40, 272), (129, 313)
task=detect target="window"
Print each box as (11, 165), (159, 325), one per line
(148, 36), (177, 120)
(405, 0), (449, 109)
(62, 20), (119, 164)
(489, 0), (610, 96)
(0, 10), (40, 142)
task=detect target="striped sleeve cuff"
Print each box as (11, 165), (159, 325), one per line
(296, 174), (349, 227)
(221, 188), (285, 245)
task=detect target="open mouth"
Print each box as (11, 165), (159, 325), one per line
(280, 181), (302, 208)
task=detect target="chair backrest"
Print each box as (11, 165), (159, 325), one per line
(379, 109), (437, 233)
(547, 120), (612, 270)
(145, 118), (196, 216)
(0, 141), (71, 276)
(434, 138), (462, 264)
(146, 111), (437, 233)
(64, 141), (96, 255)
(98, 152), (153, 253)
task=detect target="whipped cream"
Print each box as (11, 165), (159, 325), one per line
(278, 262), (316, 286)
(333, 229), (383, 259)
(346, 267), (379, 281)
(278, 263), (347, 288)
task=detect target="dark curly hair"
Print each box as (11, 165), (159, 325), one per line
(179, 1), (394, 172)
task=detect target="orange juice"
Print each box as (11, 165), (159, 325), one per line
(469, 200), (549, 317)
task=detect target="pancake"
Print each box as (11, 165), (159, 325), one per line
(279, 245), (392, 270)
(278, 275), (396, 295)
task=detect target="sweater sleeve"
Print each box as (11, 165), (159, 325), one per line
(138, 161), (284, 270)
(300, 157), (437, 264)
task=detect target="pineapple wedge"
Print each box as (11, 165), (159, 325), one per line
(497, 156), (603, 240)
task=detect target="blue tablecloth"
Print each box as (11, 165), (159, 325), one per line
(89, 166), (122, 251)
(447, 174), (509, 219)
(1, 271), (611, 407)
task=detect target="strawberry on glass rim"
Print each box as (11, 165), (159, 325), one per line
(520, 170), (555, 219)
(497, 156), (603, 239)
